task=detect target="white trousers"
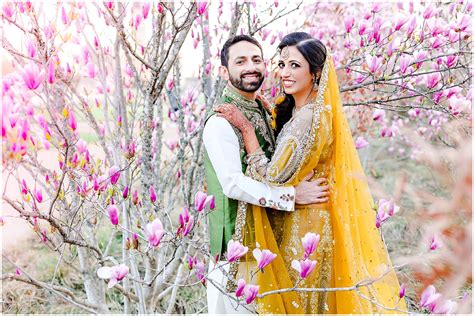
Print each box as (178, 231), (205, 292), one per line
(207, 260), (255, 314)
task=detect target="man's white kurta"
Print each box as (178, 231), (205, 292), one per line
(203, 115), (295, 314)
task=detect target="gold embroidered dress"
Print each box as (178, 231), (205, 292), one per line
(228, 54), (407, 313)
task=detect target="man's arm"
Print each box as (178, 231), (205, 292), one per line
(203, 116), (296, 211)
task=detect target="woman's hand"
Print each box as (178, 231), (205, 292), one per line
(215, 103), (261, 154)
(256, 94), (272, 114)
(215, 103), (253, 132)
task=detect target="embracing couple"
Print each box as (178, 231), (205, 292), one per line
(203, 32), (406, 314)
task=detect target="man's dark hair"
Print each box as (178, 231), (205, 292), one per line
(220, 35), (263, 67)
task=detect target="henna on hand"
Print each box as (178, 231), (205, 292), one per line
(215, 103), (253, 132)
(215, 103), (261, 154)
(256, 94), (272, 114)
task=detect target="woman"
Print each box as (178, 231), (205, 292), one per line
(216, 32), (407, 313)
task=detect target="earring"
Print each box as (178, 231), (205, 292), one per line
(275, 79), (286, 105)
(313, 77), (319, 90)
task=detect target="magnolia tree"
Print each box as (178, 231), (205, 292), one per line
(1, 1), (472, 313)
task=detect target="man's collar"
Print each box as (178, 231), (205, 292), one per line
(222, 85), (259, 109)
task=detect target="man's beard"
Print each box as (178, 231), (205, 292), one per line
(229, 71), (264, 92)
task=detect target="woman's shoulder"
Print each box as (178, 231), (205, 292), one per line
(294, 103), (332, 121)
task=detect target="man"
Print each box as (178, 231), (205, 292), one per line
(202, 35), (329, 313)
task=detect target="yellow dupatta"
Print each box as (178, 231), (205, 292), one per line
(228, 53), (407, 313)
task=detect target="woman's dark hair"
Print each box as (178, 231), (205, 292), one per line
(275, 32), (327, 136)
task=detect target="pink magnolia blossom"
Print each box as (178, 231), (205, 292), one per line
(445, 55), (458, 68)
(61, 6), (68, 25)
(270, 34), (277, 45)
(187, 255), (197, 269)
(456, 14), (470, 32)
(86, 62), (96, 78)
(372, 109), (385, 122)
(366, 55), (383, 73)
(423, 6), (438, 19)
(355, 136), (369, 149)
(253, 248), (277, 270)
(355, 73), (366, 84)
(431, 36), (444, 49)
(344, 15), (355, 33)
(167, 79), (175, 91)
(419, 285), (442, 308)
(132, 189), (139, 205)
(68, 111), (77, 131)
(194, 191), (207, 212)
(142, 2), (150, 19)
(358, 20), (368, 35)
(149, 185), (157, 203)
(204, 62), (211, 75)
(2, 4), (14, 18)
(182, 216), (194, 236)
(47, 61), (55, 84)
(194, 261), (206, 285)
(426, 73), (441, 89)
(244, 284), (259, 304)
(122, 185), (129, 199)
(26, 39), (36, 58)
(429, 235), (442, 251)
(448, 96), (469, 116)
(415, 51), (428, 68)
(76, 139), (87, 154)
(107, 204), (119, 225)
(197, 2), (207, 15)
(399, 283), (406, 298)
(386, 38), (400, 56)
(406, 16), (417, 37)
(20, 120), (29, 140)
(34, 188), (43, 203)
(375, 207), (390, 228)
(77, 180), (88, 196)
(179, 207), (190, 226)
(20, 63), (45, 90)
(432, 299), (456, 313)
(226, 240), (248, 262)
(21, 179), (28, 195)
(378, 199), (399, 216)
(146, 218), (165, 247)
(394, 16), (409, 31)
(291, 259), (317, 278)
(108, 165), (121, 185)
(446, 87), (462, 99)
(236, 278), (246, 297)
(399, 54), (412, 74)
(261, 28), (271, 41)
(301, 232), (320, 259)
(97, 264), (129, 288)
(206, 195), (215, 210)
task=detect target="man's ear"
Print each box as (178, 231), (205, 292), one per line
(218, 65), (229, 81)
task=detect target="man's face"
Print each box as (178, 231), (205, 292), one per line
(223, 41), (265, 92)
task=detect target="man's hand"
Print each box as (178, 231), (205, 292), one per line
(295, 176), (330, 205)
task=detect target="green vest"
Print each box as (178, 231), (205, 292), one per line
(204, 87), (275, 257)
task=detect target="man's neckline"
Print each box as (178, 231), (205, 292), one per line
(223, 85), (259, 109)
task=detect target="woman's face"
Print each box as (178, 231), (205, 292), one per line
(278, 45), (313, 96)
